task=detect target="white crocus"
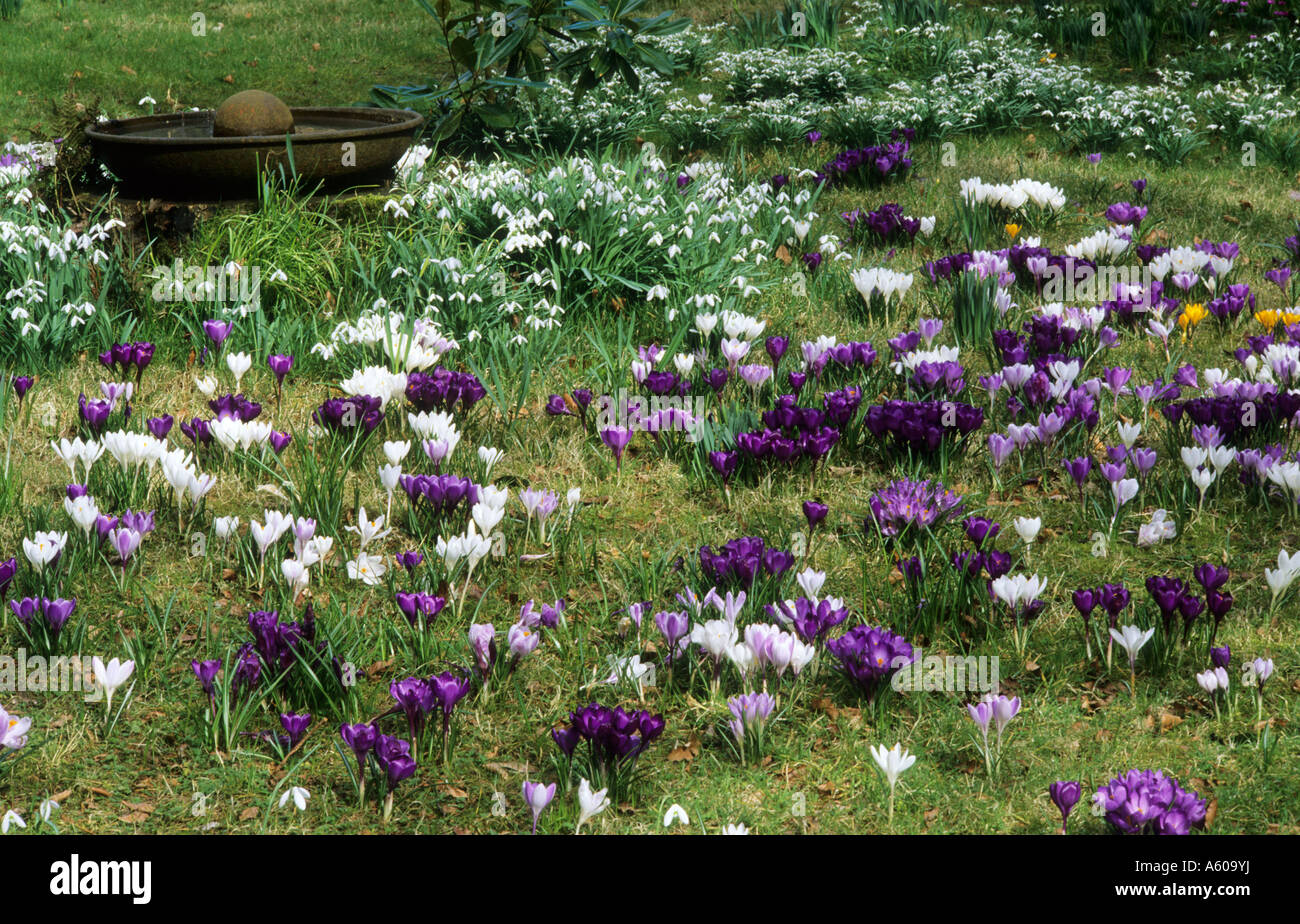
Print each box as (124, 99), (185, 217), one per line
(575, 778), (610, 834)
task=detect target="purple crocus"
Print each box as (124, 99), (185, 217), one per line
(280, 712), (311, 747)
(1049, 781), (1082, 833)
(600, 426), (633, 472)
(202, 319), (233, 348)
(522, 780), (556, 834)
(267, 353), (293, 385)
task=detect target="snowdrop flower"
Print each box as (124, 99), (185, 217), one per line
(663, 803), (690, 827)
(575, 778), (609, 834)
(279, 786), (310, 811)
(1, 809), (24, 833)
(92, 656), (135, 712)
(721, 823), (749, 834)
(38, 800), (59, 824)
(226, 351), (252, 390)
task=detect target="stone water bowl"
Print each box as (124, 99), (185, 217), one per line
(85, 90), (424, 199)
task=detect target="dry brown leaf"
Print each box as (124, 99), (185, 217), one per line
(667, 732), (701, 762)
(90, 787), (110, 797)
(1160, 713), (1183, 733)
(121, 65), (137, 76)
(1205, 799), (1218, 829)
(774, 244), (792, 265)
(239, 807), (259, 821)
(438, 785), (469, 799)
(118, 812), (149, 824)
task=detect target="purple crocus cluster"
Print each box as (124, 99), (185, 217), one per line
(1146, 563), (1232, 640)
(314, 394), (384, 434)
(814, 129), (913, 188)
(698, 536), (794, 590)
(405, 367), (486, 414)
(867, 477), (965, 539)
(1093, 769), (1208, 835)
(8, 596), (76, 640)
(949, 517), (1013, 584)
(398, 473), (478, 518)
(863, 400), (984, 454)
(388, 670), (472, 751)
(98, 342), (155, 383)
(394, 590), (447, 629)
(843, 202), (920, 245)
(825, 624), (915, 702)
(551, 702), (666, 776)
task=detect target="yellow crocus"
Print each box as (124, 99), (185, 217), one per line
(1005, 223), (1021, 239)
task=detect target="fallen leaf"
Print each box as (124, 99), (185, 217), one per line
(774, 244), (792, 265)
(90, 787), (111, 797)
(121, 65), (137, 76)
(1160, 713), (1183, 733)
(239, 807), (259, 821)
(438, 785), (468, 799)
(667, 733), (701, 762)
(118, 812), (149, 824)
(1205, 799), (1218, 829)
(123, 801), (155, 814)
(484, 761), (531, 778)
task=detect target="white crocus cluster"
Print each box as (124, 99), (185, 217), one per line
(101, 430), (167, 474)
(161, 448), (216, 513)
(345, 506), (391, 586)
(23, 530), (67, 572)
(959, 177), (1066, 211)
(1265, 548), (1300, 607)
(50, 436), (105, 480)
(210, 416), (273, 453)
(341, 365), (408, 409)
(851, 267), (914, 306)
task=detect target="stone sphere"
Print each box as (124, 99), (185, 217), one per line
(213, 90), (294, 137)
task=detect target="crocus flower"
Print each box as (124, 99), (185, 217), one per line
(575, 777), (610, 834)
(92, 656), (135, 713)
(1109, 625), (1155, 680)
(869, 742), (916, 826)
(1049, 781), (1081, 833)
(522, 780), (556, 834)
(600, 426), (633, 472)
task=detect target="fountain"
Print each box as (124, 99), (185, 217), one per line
(85, 90), (423, 199)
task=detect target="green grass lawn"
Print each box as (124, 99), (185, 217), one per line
(0, 0), (443, 140)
